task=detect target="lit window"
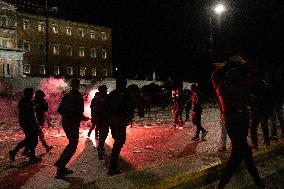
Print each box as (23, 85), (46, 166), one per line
(53, 44), (59, 55)
(67, 67), (73, 75)
(54, 65), (60, 75)
(52, 24), (59, 34)
(79, 47), (85, 57)
(102, 68), (108, 77)
(23, 41), (30, 52)
(90, 48), (96, 58)
(101, 32), (107, 40)
(39, 65), (46, 74)
(90, 31), (95, 39)
(91, 68), (96, 76)
(66, 46), (72, 56)
(38, 22), (45, 32)
(23, 64), (31, 74)
(0, 38), (8, 49)
(102, 49), (107, 59)
(66, 27), (71, 36)
(22, 19), (29, 30)
(80, 67), (86, 76)
(79, 29), (84, 38)
(0, 16), (8, 26)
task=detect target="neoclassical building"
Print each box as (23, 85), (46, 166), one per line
(0, 0), (112, 80)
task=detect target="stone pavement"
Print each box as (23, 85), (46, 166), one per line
(0, 105), (284, 189)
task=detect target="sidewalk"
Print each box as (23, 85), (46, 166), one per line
(81, 138), (284, 189)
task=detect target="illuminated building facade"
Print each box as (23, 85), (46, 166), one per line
(0, 0), (112, 80)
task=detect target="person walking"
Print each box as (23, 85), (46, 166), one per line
(54, 79), (89, 178)
(191, 84), (207, 141)
(104, 75), (135, 176)
(9, 88), (42, 163)
(88, 92), (99, 138)
(211, 55), (264, 189)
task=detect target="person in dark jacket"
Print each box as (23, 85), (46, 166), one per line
(90, 85), (108, 160)
(54, 79), (89, 178)
(191, 84), (207, 141)
(211, 56), (264, 189)
(88, 92), (100, 138)
(9, 88), (42, 163)
(104, 75), (135, 176)
(172, 88), (184, 129)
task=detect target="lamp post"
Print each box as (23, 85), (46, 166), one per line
(209, 3), (226, 62)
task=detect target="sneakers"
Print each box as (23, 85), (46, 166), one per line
(29, 156), (42, 164)
(201, 131), (208, 141)
(55, 167), (74, 178)
(9, 150), (16, 161)
(192, 136), (199, 141)
(45, 145), (53, 153)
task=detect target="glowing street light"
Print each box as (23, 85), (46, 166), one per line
(214, 3), (226, 15)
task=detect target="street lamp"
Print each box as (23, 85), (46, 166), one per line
(209, 3), (226, 62)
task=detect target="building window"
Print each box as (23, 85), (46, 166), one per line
(90, 31), (95, 39)
(39, 65), (46, 74)
(90, 48), (96, 58)
(22, 19), (29, 30)
(80, 67), (86, 76)
(54, 65), (60, 75)
(0, 58), (4, 76)
(66, 46), (72, 56)
(52, 24), (59, 34)
(53, 44), (59, 55)
(0, 16), (8, 26)
(67, 67), (73, 75)
(79, 47), (85, 57)
(0, 38), (8, 49)
(66, 27), (71, 36)
(79, 28), (84, 38)
(102, 68), (108, 77)
(38, 43), (45, 53)
(23, 64), (31, 74)
(102, 49), (107, 59)
(38, 22), (45, 32)
(23, 41), (31, 52)
(91, 68), (96, 76)
(101, 32), (107, 40)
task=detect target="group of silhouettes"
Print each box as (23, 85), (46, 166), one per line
(9, 76), (134, 178)
(7, 55), (284, 187)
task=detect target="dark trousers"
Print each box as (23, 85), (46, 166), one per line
(219, 112), (261, 188)
(97, 120), (109, 151)
(55, 117), (80, 168)
(192, 112), (205, 137)
(250, 112), (270, 146)
(14, 124), (38, 158)
(109, 117), (127, 171)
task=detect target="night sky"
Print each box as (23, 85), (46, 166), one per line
(7, 0), (284, 84)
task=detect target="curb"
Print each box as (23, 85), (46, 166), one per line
(79, 140), (284, 189)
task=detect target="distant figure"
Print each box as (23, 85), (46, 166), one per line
(55, 79), (89, 178)
(172, 88), (183, 129)
(104, 75), (135, 176)
(91, 85), (109, 160)
(9, 88), (42, 163)
(88, 92), (100, 138)
(184, 89), (192, 122)
(211, 55), (264, 189)
(191, 84), (207, 141)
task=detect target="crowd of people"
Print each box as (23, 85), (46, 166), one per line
(6, 55), (284, 188)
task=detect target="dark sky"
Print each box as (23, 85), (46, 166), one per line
(7, 0), (284, 82)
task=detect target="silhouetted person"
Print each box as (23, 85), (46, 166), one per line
(90, 85), (108, 160)
(249, 71), (274, 149)
(191, 84), (207, 141)
(55, 79), (89, 178)
(88, 92), (99, 138)
(172, 88), (183, 129)
(9, 88), (42, 163)
(211, 56), (264, 189)
(184, 89), (192, 122)
(104, 75), (135, 176)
